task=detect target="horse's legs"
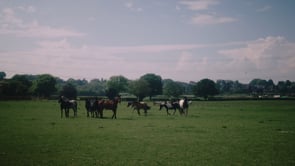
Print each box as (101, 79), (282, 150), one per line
(65, 108), (69, 118)
(61, 109), (63, 118)
(179, 108), (183, 116)
(74, 108), (77, 117)
(94, 110), (98, 118)
(99, 109), (103, 119)
(112, 109), (117, 119)
(137, 108), (140, 116)
(144, 109), (147, 116)
(166, 108), (170, 115)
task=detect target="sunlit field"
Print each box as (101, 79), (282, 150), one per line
(0, 100), (295, 165)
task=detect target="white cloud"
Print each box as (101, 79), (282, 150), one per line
(0, 38), (205, 80)
(1, 8), (23, 26)
(87, 17), (96, 22)
(125, 1), (143, 12)
(176, 51), (193, 71)
(179, 0), (219, 11)
(179, 1), (236, 25)
(256, 5), (272, 12)
(219, 36), (295, 80)
(0, 8), (85, 39)
(2, 36), (295, 82)
(17, 5), (36, 13)
(191, 14), (237, 25)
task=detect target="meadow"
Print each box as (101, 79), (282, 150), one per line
(0, 100), (295, 165)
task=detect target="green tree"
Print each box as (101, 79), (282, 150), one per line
(11, 75), (32, 95)
(1, 80), (27, 96)
(193, 79), (219, 100)
(32, 74), (56, 98)
(107, 75), (129, 93)
(87, 79), (107, 96)
(140, 73), (162, 100)
(106, 75), (128, 99)
(0, 75), (32, 96)
(163, 79), (183, 98)
(60, 83), (77, 99)
(128, 79), (151, 101)
(277, 80), (294, 95)
(249, 79), (268, 94)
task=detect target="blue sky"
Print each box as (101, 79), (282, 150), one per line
(0, 0), (295, 83)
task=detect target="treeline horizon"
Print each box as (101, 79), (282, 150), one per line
(0, 71), (295, 100)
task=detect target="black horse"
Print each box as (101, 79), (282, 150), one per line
(159, 101), (180, 115)
(58, 96), (77, 118)
(85, 98), (104, 118)
(85, 98), (100, 118)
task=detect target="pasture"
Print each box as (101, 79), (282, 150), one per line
(0, 100), (295, 165)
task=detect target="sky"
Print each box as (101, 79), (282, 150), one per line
(0, 0), (295, 83)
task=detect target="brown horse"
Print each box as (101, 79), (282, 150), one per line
(99, 96), (121, 119)
(127, 101), (150, 116)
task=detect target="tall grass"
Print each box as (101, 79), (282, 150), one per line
(0, 100), (294, 165)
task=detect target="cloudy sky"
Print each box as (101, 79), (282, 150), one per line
(1, 0), (295, 83)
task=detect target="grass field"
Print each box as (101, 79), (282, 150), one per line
(0, 100), (295, 165)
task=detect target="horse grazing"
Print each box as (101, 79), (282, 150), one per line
(179, 97), (189, 116)
(159, 101), (180, 115)
(99, 96), (121, 119)
(58, 96), (77, 118)
(128, 101), (151, 116)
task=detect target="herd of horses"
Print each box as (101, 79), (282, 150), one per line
(58, 95), (190, 119)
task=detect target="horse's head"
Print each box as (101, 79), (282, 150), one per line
(58, 96), (64, 103)
(127, 101), (133, 107)
(114, 95), (121, 104)
(179, 97), (189, 109)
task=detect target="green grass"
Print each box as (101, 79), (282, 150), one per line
(0, 100), (295, 165)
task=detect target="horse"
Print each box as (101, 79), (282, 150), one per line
(127, 101), (150, 116)
(179, 97), (189, 116)
(99, 96), (121, 119)
(159, 101), (180, 115)
(85, 98), (99, 118)
(58, 96), (77, 118)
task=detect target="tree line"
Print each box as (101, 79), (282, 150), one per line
(0, 71), (294, 100)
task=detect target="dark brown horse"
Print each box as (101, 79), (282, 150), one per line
(58, 96), (77, 118)
(127, 101), (150, 116)
(85, 98), (101, 118)
(99, 96), (121, 119)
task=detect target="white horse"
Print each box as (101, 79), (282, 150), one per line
(179, 97), (189, 116)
